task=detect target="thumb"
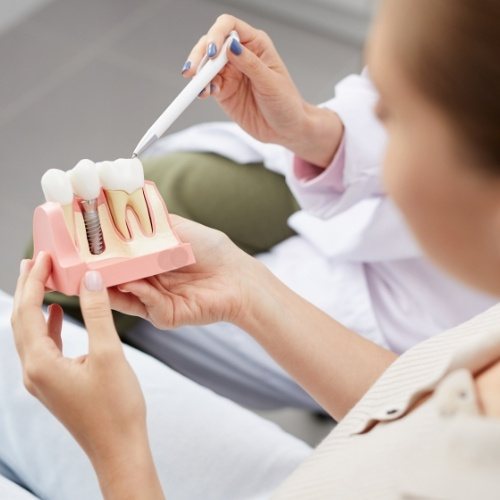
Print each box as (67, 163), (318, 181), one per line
(80, 271), (122, 355)
(226, 37), (273, 87)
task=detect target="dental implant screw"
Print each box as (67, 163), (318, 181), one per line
(80, 199), (105, 255)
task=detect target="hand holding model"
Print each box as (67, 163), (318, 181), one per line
(183, 14), (344, 167)
(11, 253), (165, 499)
(109, 214), (262, 329)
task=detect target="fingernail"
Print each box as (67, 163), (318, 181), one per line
(181, 60), (191, 74)
(230, 38), (242, 55)
(19, 259), (29, 274)
(198, 86), (208, 97)
(210, 82), (219, 95)
(207, 42), (217, 58)
(84, 271), (103, 292)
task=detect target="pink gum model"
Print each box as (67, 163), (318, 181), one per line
(32, 181), (195, 296)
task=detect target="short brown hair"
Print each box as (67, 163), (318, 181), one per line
(399, 0), (500, 168)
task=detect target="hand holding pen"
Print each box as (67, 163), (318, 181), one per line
(136, 15), (343, 168)
(181, 15), (311, 152)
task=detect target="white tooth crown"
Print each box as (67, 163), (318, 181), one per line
(41, 169), (74, 205)
(96, 160), (113, 180)
(70, 159), (101, 200)
(97, 158), (144, 194)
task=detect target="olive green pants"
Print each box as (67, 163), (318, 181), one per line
(29, 152), (299, 334)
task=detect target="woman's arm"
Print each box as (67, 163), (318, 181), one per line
(236, 260), (397, 420)
(92, 443), (164, 500)
(111, 216), (397, 421)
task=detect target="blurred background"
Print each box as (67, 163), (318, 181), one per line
(0, 0), (372, 444)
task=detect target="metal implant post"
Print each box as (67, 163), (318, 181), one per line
(79, 199), (105, 255)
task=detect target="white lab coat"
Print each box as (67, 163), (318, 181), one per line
(146, 72), (497, 353)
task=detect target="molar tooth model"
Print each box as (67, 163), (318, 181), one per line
(34, 157), (195, 296)
(97, 158), (153, 240)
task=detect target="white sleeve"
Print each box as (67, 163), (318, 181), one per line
(286, 71), (423, 262)
(286, 70), (387, 219)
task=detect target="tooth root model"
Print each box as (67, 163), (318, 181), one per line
(97, 158), (153, 240)
(69, 159), (105, 255)
(41, 169), (75, 240)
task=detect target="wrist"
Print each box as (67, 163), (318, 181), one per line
(91, 434), (164, 500)
(232, 258), (284, 334)
(285, 103), (344, 168)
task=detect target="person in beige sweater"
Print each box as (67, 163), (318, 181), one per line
(6, 0), (500, 498)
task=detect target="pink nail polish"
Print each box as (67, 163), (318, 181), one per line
(84, 271), (103, 291)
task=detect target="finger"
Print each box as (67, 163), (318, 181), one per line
(204, 17), (232, 60)
(17, 253), (53, 344)
(197, 84), (210, 100)
(117, 280), (165, 315)
(22, 252), (52, 310)
(13, 259), (33, 316)
(210, 76), (222, 96)
(206, 14), (261, 49)
(182, 15), (261, 77)
(226, 36), (274, 86)
(47, 304), (63, 352)
(79, 271), (122, 356)
(11, 260), (33, 359)
(12, 253), (53, 361)
(108, 287), (148, 320)
(182, 34), (208, 78)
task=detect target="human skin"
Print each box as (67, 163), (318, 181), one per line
(10, 1), (500, 498)
(11, 256), (165, 500)
(183, 14), (344, 168)
(110, 214), (397, 420)
(369, 0), (500, 298)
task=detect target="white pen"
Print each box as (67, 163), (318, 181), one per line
(132, 31), (240, 158)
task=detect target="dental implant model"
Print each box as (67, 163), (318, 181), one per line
(32, 157), (195, 296)
(69, 159), (105, 255)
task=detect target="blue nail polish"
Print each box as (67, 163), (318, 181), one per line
(230, 38), (242, 55)
(181, 60), (191, 73)
(207, 42), (217, 58)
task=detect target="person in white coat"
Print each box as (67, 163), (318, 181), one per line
(114, 68), (496, 411)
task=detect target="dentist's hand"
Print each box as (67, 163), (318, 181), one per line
(109, 215), (262, 330)
(183, 14), (343, 167)
(11, 253), (164, 499)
